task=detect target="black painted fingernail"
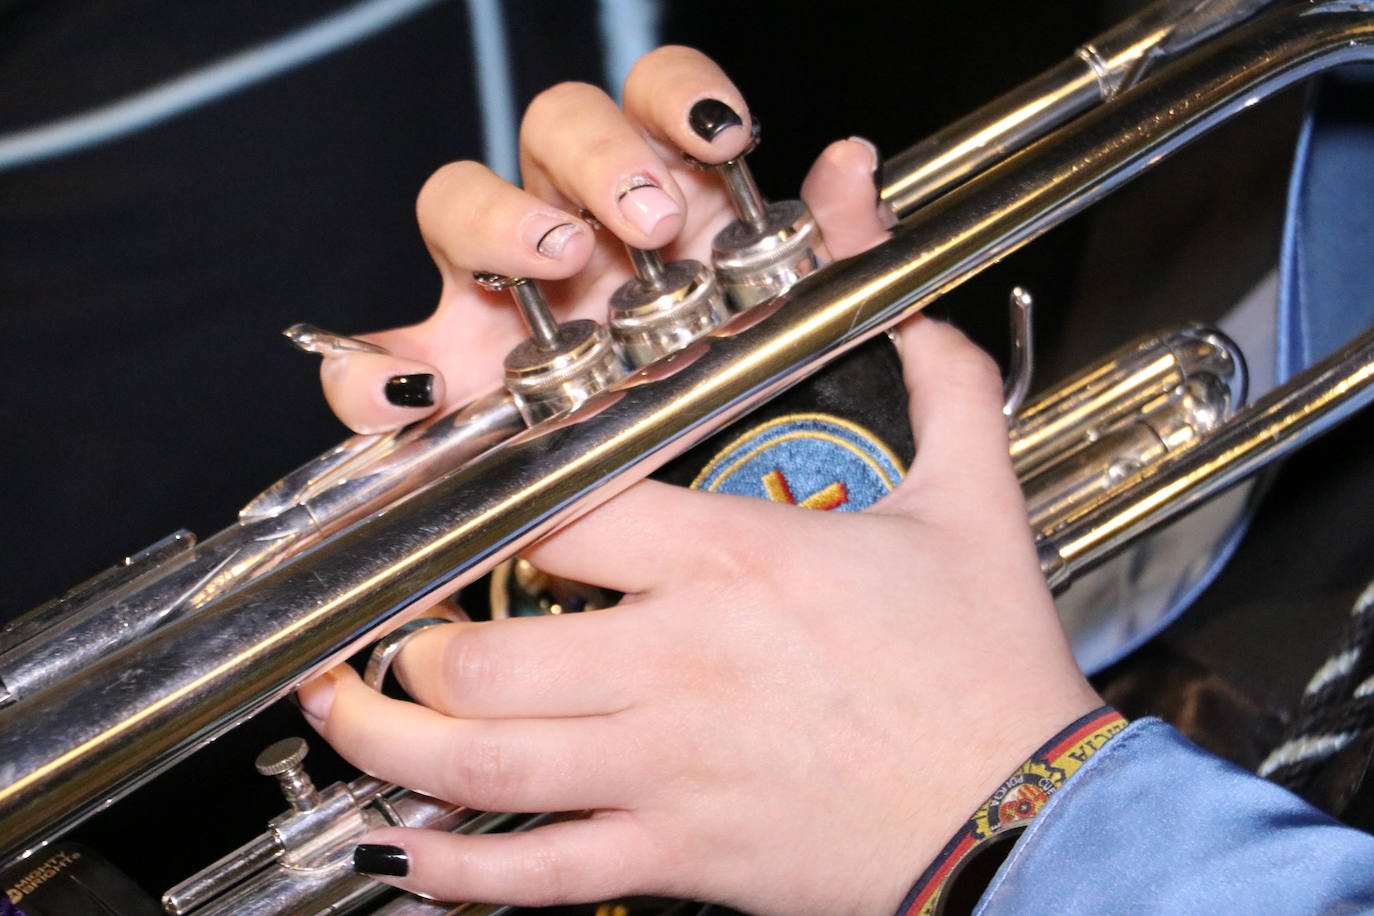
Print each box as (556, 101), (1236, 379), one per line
(385, 374), (434, 408)
(354, 844), (409, 877)
(689, 98), (742, 142)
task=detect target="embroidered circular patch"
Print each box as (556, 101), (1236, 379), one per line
(690, 413), (904, 512)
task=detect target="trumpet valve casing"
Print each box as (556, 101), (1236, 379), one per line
(476, 272), (629, 425)
(502, 319), (625, 425)
(711, 198), (828, 309)
(609, 257), (730, 367)
(690, 124), (830, 309)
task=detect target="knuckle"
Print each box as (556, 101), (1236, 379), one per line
(417, 161), (477, 210)
(448, 725), (522, 803)
(633, 45), (710, 80)
(416, 161), (494, 233)
(523, 81), (602, 134)
(684, 514), (766, 585)
(579, 130), (630, 168)
(944, 347), (1003, 397)
(708, 536), (758, 583)
(520, 845), (574, 906)
(623, 45), (689, 92)
(442, 630), (501, 697)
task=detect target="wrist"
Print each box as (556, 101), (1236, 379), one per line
(894, 705), (1128, 916)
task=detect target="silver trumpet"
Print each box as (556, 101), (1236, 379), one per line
(4, 0), (1374, 912)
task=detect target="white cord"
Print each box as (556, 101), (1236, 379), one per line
(597, 0), (661, 100)
(0, 0), (450, 173)
(465, 0), (519, 180)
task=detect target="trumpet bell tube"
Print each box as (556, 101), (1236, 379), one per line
(3, 0), (1374, 900)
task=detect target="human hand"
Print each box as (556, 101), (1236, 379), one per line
(298, 45), (1100, 916)
(312, 45), (892, 434)
(300, 327), (1099, 914)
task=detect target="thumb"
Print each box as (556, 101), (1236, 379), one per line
(884, 316), (1023, 519)
(800, 137), (894, 259)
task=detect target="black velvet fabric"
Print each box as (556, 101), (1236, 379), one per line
(655, 334), (913, 489)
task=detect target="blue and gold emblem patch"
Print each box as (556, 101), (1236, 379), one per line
(691, 413), (904, 511)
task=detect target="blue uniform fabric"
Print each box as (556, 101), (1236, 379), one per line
(1279, 66), (1374, 381)
(976, 720), (1374, 915)
(967, 63), (1374, 916)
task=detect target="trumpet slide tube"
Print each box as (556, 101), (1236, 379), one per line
(2, 0), (1374, 866)
(879, 0), (1278, 213)
(1038, 320), (1374, 590)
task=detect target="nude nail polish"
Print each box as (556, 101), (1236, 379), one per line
(617, 177), (680, 237)
(354, 844), (409, 877)
(848, 135), (893, 223)
(848, 136), (881, 180)
(536, 222), (582, 258)
(521, 211), (585, 259)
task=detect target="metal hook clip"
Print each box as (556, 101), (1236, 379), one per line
(364, 617), (455, 691)
(1003, 287), (1035, 418)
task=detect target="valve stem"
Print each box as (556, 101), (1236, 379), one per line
(474, 273), (561, 352)
(718, 157), (770, 234)
(627, 247), (669, 290)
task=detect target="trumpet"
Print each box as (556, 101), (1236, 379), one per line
(3, 0), (1374, 912)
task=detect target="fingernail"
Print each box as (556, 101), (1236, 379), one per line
(689, 98), (742, 142)
(523, 215), (584, 259)
(354, 844), (409, 877)
(296, 668), (341, 726)
(385, 374), (435, 408)
(617, 177), (680, 237)
(878, 200), (900, 229)
(848, 135), (887, 198)
(848, 136), (897, 227)
(847, 136), (881, 178)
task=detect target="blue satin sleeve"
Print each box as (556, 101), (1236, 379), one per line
(975, 719), (1374, 915)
